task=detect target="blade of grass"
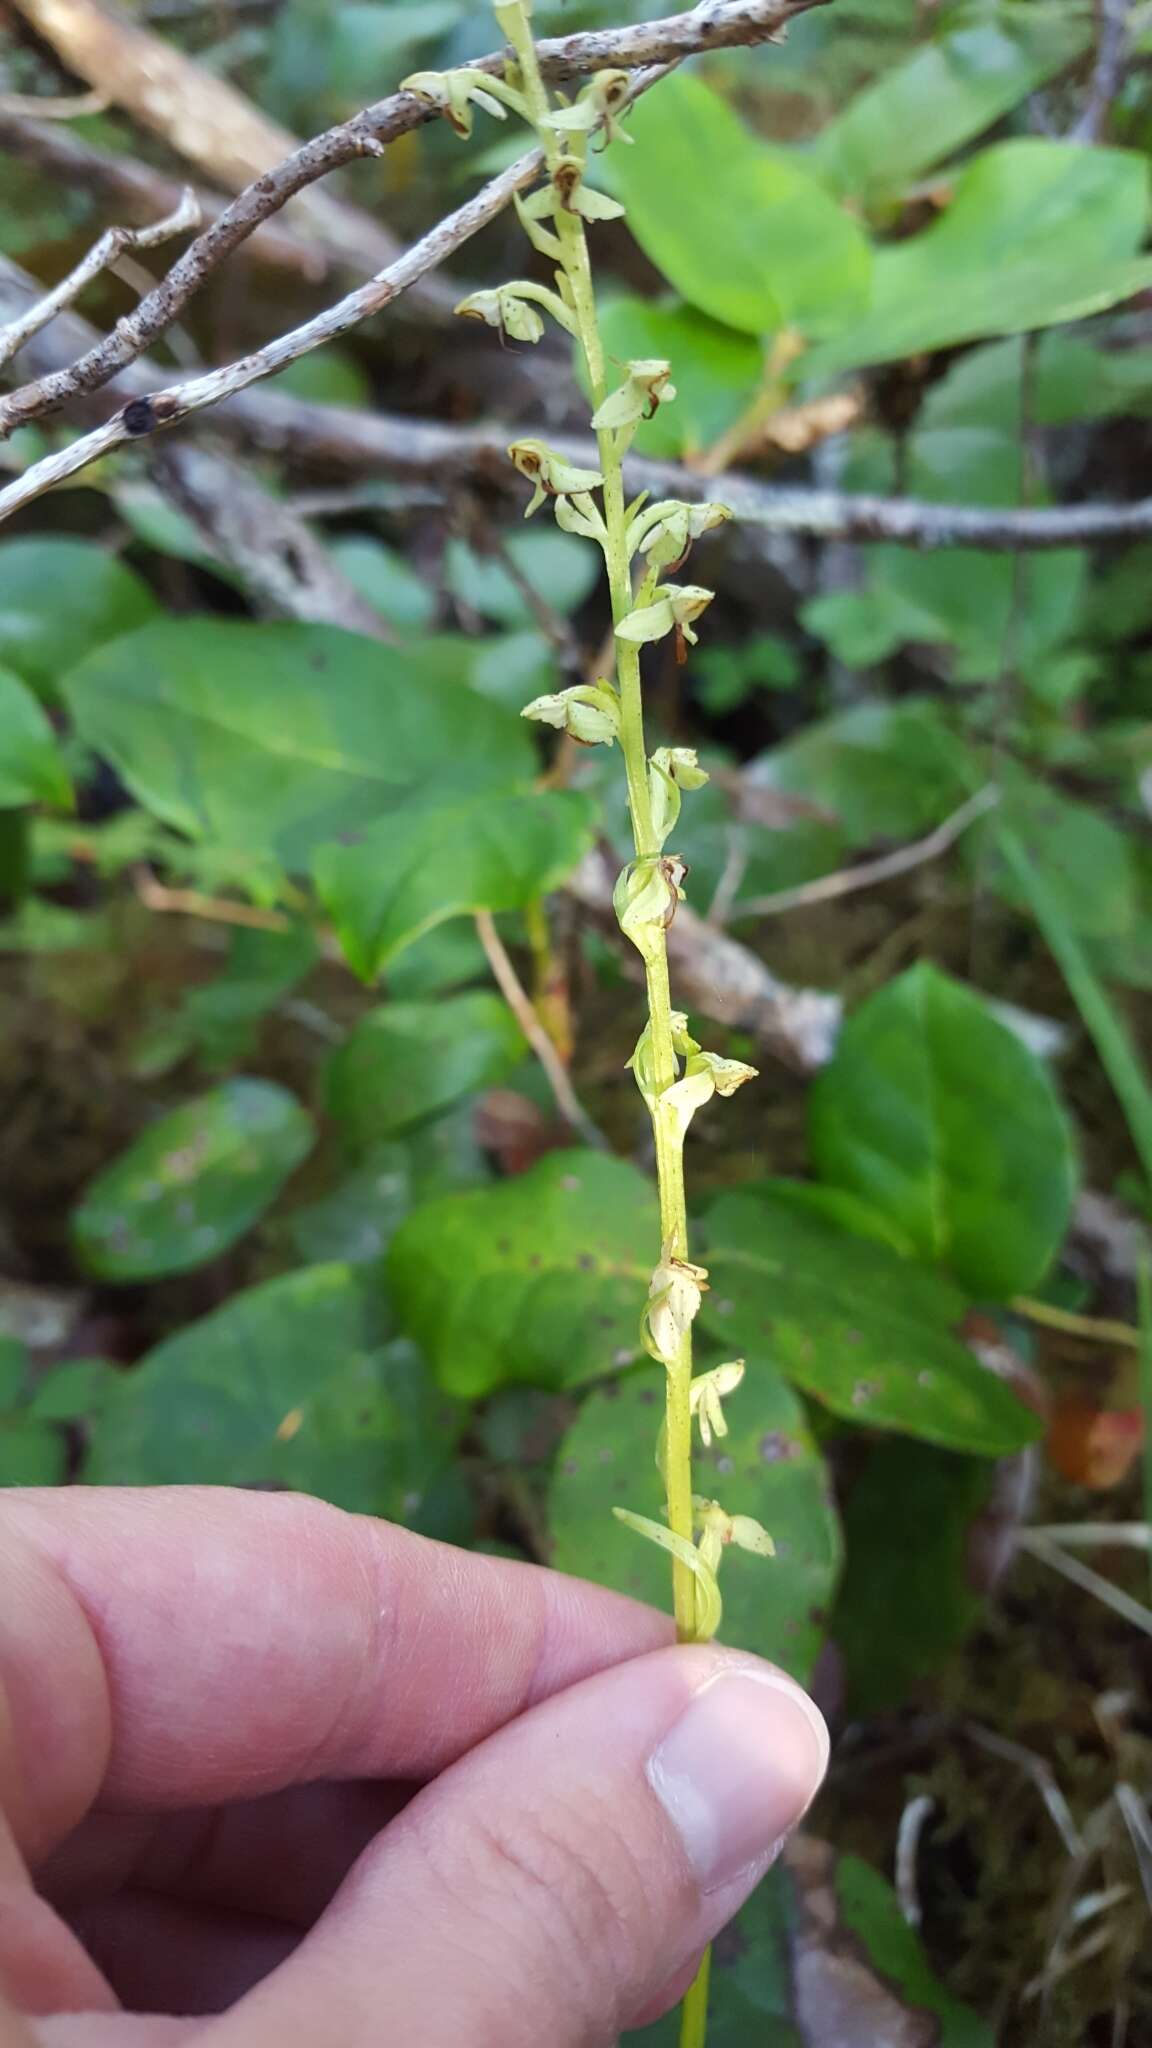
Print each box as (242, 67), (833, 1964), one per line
(997, 824), (1152, 1186)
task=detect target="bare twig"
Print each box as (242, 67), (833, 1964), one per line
(134, 869), (294, 932)
(1031, 1524), (1151, 1549)
(0, 147), (546, 520)
(0, 107), (337, 284)
(0, 188), (199, 372)
(0, 86), (108, 116)
(0, 0), (825, 436)
(732, 786), (999, 921)
(1017, 1530), (1152, 1640)
(1071, 0), (1134, 142)
(1010, 1295), (1141, 1350)
(474, 908), (607, 1151)
(895, 1794), (935, 1929)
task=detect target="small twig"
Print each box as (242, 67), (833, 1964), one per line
(0, 188), (200, 373)
(134, 868), (294, 933)
(1071, 0), (1134, 142)
(894, 1793), (935, 1929)
(1114, 1784), (1152, 1910)
(705, 827), (749, 928)
(1017, 1530), (1152, 1640)
(1011, 1295), (1141, 1349)
(1030, 1524), (1151, 1550)
(0, 87), (108, 117)
(474, 908), (607, 1152)
(732, 786), (999, 921)
(964, 1721), (1084, 1857)
(0, 0), (823, 438)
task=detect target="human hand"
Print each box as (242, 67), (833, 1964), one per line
(0, 1487), (827, 2047)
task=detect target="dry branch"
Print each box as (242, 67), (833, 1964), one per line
(0, 185), (199, 371)
(0, 0), (825, 436)
(0, 107), (337, 283)
(7, 240), (1152, 554)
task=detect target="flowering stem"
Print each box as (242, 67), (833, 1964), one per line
(508, 21), (698, 1644)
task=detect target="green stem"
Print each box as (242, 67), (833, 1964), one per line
(506, 7), (696, 1644)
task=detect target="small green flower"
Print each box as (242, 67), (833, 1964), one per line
(613, 855), (687, 961)
(507, 438), (604, 517)
(694, 1496), (775, 1575)
(592, 360), (677, 433)
(641, 1253), (709, 1367)
(689, 1360), (746, 1448)
(649, 744), (709, 848)
(615, 582), (714, 652)
(402, 67), (520, 137)
(522, 680), (619, 745)
(455, 281), (575, 343)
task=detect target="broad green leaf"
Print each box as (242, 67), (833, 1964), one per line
(749, 699), (974, 844)
(289, 1114), (488, 1265)
(63, 620), (532, 868)
(609, 72), (871, 338)
(0, 1336), (28, 1407)
(810, 964), (1076, 1299)
(806, 140), (1152, 376)
(388, 1149), (658, 1397)
(268, 346), (372, 408)
(0, 539), (159, 697)
(444, 530), (599, 627)
(0, 1419), (64, 1485)
(131, 923), (318, 1078)
(999, 824), (1152, 1188)
(325, 992), (524, 1148)
(625, 1867), (796, 2045)
(702, 1187), (1042, 1453)
(629, 1849), (990, 2045)
(0, 666), (72, 808)
(315, 786), (593, 980)
(833, 1436), (993, 1714)
(551, 1363), (841, 1682)
(327, 538), (436, 631)
(83, 1263), (461, 1519)
(73, 1078), (314, 1280)
(27, 1358), (114, 1422)
(597, 296), (762, 459)
(810, 13), (1092, 202)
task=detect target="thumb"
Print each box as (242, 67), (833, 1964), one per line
(210, 1643), (828, 2048)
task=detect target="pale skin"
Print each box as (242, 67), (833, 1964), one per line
(0, 1488), (828, 2048)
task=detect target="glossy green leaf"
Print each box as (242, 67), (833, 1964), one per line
(626, 1868), (795, 2045)
(0, 1419), (64, 1486)
(0, 1336), (28, 1407)
(810, 964), (1076, 1299)
(325, 992), (524, 1148)
(629, 1849), (990, 2045)
(0, 539), (159, 696)
(83, 1263), (460, 1519)
(806, 140), (1152, 376)
(596, 297), (761, 459)
(702, 1187), (1042, 1453)
(327, 538), (436, 631)
(444, 530), (599, 626)
(0, 666), (72, 808)
(73, 1078), (314, 1280)
(551, 1363), (841, 1682)
(609, 72), (871, 337)
(290, 1113), (488, 1266)
(63, 620), (532, 867)
(131, 923), (318, 1079)
(749, 699), (974, 845)
(833, 1436), (994, 1714)
(388, 1149), (658, 1397)
(27, 1358), (114, 1422)
(315, 786), (593, 980)
(810, 13), (1092, 202)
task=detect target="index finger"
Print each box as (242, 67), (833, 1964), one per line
(0, 1487), (671, 1859)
